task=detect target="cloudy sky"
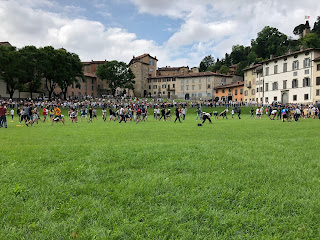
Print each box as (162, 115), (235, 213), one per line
(0, 0), (319, 67)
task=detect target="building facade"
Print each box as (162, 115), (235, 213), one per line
(262, 48), (320, 104)
(175, 72), (234, 100)
(129, 54), (158, 97)
(243, 64), (260, 103)
(214, 81), (244, 102)
(313, 57), (320, 104)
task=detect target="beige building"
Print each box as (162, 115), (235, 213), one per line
(147, 76), (177, 98)
(129, 54), (158, 97)
(157, 66), (189, 76)
(175, 72), (234, 100)
(243, 64), (260, 103)
(313, 57), (320, 104)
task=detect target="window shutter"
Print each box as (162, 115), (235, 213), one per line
(303, 79), (305, 87)
(297, 61), (299, 69)
(292, 62), (295, 70)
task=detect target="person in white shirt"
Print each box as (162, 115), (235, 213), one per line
(10, 109), (14, 120)
(182, 107), (187, 120)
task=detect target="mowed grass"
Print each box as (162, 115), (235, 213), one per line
(1, 108), (320, 239)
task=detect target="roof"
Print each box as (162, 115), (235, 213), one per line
(84, 72), (96, 78)
(176, 71), (232, 78)
(260, 48), (320, 64)
(158, 66), (189, 71)
(148, 75), (179, 79)
(214, 81), (244, 89)
(243, 64), (262, 71)
(129, 53), (158, 66)
(313, 57), (320, 61)
(82, 60), (107, 65)
(0, 42), (12, 46)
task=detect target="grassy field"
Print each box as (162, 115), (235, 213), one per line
(1, 108), (320, 239)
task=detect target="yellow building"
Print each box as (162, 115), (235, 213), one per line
(243, 64), (260, 103)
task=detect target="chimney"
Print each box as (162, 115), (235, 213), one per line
(270, 54), (274, 60)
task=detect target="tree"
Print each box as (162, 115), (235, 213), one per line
(251, 26), (290, 59)
(219, 65), (229, 75)
(300, 33), (320, 48)
(38, 46), (59, 100)
(199, 55), (215, 72)
(0, 45), (22, 99)
(230, 45), (249, 64)
(18, 46), (42, 99)
(56, 50), (84, 100)
(247, 51), (258, 65)
(96, 61), (135, 96)
(312, 16), (320, 35)
(293, 24), (306, 36)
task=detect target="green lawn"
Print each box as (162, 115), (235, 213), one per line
(1, 109), (320, 239)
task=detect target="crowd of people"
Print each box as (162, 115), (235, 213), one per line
(0, 97), (319, 128)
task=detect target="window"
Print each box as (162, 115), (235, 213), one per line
(162, 84), (166, 88)
(91, 86), (94, 90)
(292, 60), (299, 70)
(154, 92), (156, 95)
(293, 95), (297, 101)
(256, 87), (259, 93)
(181, 80), (183, 84)
(186, 85), (189, 90)
(317, 64), (320, 71)
(199, 79), (202, 83)
(216, 90), (219, 93)
(187, 80), (189, 84)
(304, 58), (311, 68)
(272, 82), (278, 90)
(245, 90), (248, 96)
(292, 79), (298, 88)
(293, 71), (298, 76)
(240, 89), (243, 94)
(208, 93), (211, 96)
(316, 89), (320, 96)
(173, 84), (175, 88)
(235, 89), (238, 95)
(163, 91), (165, 94)
(192, 79), (195, 83)
(199, 85), (202, 90)
(274, 65), (278, 74)
(150, 68), (153, 72)
(149, 86), (151, 89)
(134, 65), (137, 68)
(180, 86), (183, 90)
(208, 78), (211, 82)
(229, 88), (232, 93)
(265, 97), (268, 102)
(305, 69), (309, 74)
(266, 67), (269, 76)
(317, 77), (320, 85)
(251, 89), (255, 95)
(198, 93), (202, 97)
(92, 79), (94, 84)
(222, 89), (225, 93)
(85, 85), (87, 90)
(274, 96), (277, 101)
(72, 92), (74, 97)
(153, 85), (157, 89)
(283, 63), (287, 72)
(265, 83), (269, 91)
(149, 60), (154, 66)
(304, 94), (309, 100)
(303, 78), (310, 87)
(192, 85), (195, 90)
(283, 80), (287, 89)
(260, 87), (263, 92)
(207, 84), (211, 89)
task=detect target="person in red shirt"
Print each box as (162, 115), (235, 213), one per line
(0, 103), (8, 128)
(42, 107), (48, 122)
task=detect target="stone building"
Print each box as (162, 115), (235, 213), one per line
(129, 54), (158, 97)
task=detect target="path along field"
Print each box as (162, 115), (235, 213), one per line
(1, 109), (320, 239)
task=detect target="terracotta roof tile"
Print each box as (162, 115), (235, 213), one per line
(214, 81), (244, 89)
(177, 71), (232, 78)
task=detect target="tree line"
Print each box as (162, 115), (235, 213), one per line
(0, 45), (84, 100)
(199, 17), (320, 77)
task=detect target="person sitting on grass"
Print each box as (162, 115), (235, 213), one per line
(51, 105), (65, 125)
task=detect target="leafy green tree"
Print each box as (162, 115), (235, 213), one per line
(219, 65), (229, 75)
(312, 16), (320, 35)
(56, 50), (84, 100)
(300, 33), (320, 48)
(18, 46), (42, 99)
(293, 24), (307, 36)
(199, 55), (215, 72)
(251, 26), (290, 59)
(96, 60), (135, 96)
(247, 51), (258, 64)
(0, 45), (22, 99)
(230, 45), (249, 64)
